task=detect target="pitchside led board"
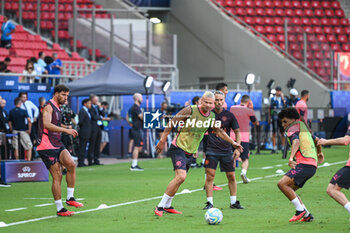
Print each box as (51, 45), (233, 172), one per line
(0, 161), (48, 183)
(0, 76), (51, 92)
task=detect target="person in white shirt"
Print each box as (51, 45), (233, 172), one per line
(18, 92), (39, 125)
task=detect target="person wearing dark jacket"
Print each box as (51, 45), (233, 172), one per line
(77, 99), (92, 167)
(88, 95), (102, 166)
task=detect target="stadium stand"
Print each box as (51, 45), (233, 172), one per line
(0, 15), (85, 74)
(214, 0), (350, 81)
(5, 0), (109, 61)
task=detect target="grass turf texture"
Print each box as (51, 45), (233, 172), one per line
(1, 146), (350, 232)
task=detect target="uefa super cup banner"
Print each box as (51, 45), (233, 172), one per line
(0, 161), (49, 183)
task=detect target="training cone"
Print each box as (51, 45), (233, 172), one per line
(97, 204), (109, 209)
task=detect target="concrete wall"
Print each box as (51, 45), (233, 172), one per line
(170, 0), (330, 107)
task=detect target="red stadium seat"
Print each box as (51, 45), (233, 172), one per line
(255, 0), (264, 8)
(275, 26), (284, 34)
(314, 52), (323, 60)
(291, 18), (301, 25)
(289, 43), (299, 51)
(235, 8), (246, 16)
(294, 26), (303, 34)
(311, 1), (321, 8)
(267, 34), (276, 43)
(245, 0), (254, 7)
(235, 0), (244, 7)
(334, 27), (344, 35)
(304, 26), (313, 34)
(295, 9), (303, 17)
(330, 18), (340, 26)
(266, 26), (276, 34)
(325, 9), (335, 18)
(292, 1), (301, 8)
(311, 18), (320, 25)
(331, 44), (341, 51)
(327, 35), (337, 43)
(264, 17), (274, 25)
(342, 44), (350, 51)
(314, 9), (324, 18)
(283, 1), (292, 8)
(314, 26), (323, 34)
(317, 34), (327, 42)
(324, 27), (333, 34)
(292, 51), (303, 60)
(225, 0), (234, 7)
(264, 1), (273, 8)
(340, 18), (350, 26)
(331, 1), (341, 8)
(345, 28), (350, 34)
(304, 9), (313, 17)
(310, 43), (320, 51)
(273, 17), (284, 25)
(274, 1), (283, 8)
(321, 18), (330, 26)
(301, 1), (311, 8)
(301, 18), (311, 25)
(285, 9), (295, 17)
(244, 17), (255, 25)
(246, 8), (255, 16)
(266, 9), (275, 17)
(276, 9), (285, 17)
(335, 9), (345, 18)
(321, 1), (331, 8)
(277, 34), (285, 42)
(255, 17), (264, 25)
(338, 35), (348, 43)
(256, 8), (265, 16)
(255, 25), (266, 34)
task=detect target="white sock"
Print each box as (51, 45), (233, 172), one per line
(291, 197), (304, 211)
(55, 200), (64, 212)
(302, 203), (310, 216)
(158, 193), (171, 208)
(241, 169), (247, 176)
(165, 195), (174, 208)
(67, 187), (74, 200)
(230, 196), (237, 205)
(207, 197), (213, 205)
(132, 160), (138, 167)
(202, 158), (205, 164)
(344, 202), (350, 213)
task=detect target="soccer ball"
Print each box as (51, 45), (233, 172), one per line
(204, 208), (223, 225)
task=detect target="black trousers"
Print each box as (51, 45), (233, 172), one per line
(88, 128), (101, 164)
(78, 137), (89, 165)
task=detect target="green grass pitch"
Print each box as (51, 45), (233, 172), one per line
(1, 146), (350, 233)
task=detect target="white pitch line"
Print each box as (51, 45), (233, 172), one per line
(3, 160), (347, 227)
(24, 198), (85, 201)
(35, 203), (54, 207)
(5, 208), (27, 212)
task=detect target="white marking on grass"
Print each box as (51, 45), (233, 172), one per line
(3, 160), (346, 227)
(261, 166), (273, 170)
(0, 222), (8, 227)
(5, 208), (27, 212)
(35, 203), (54, 207)
(24, 198), (85, 201)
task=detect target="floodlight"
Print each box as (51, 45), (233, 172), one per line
(245, 73), (255, 85)
(162, 81), (171, 93)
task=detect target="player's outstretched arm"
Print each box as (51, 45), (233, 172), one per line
(317, 136), (350, 146)
(155, 106), (191, 154)
(42, 105), (78, 137)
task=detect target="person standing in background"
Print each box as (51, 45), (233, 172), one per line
(269, 86), (286, 153)
(295, 90), (310, 128)
(9, 97), (32, 160)
(88, 95), (103, 166)
(129, 93), (144, 171)
(77, 99), (92, 167)
(286, 89), (300, 107)
(1, 15), (16, 49)
(100, 101), (111, 155)
(230, 95), (259, 184)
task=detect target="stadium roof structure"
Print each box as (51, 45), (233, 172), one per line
(67, 56), (161, 96)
